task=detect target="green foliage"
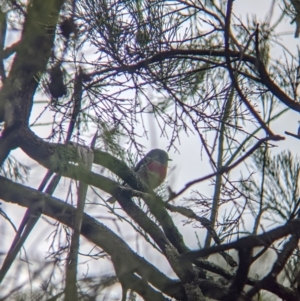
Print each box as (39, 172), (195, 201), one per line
(241, 147), (300, 223)
(0, 156), (30, 183)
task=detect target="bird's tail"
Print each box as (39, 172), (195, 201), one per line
(107, 181), (128, 203)
(106, 196), (117, 204)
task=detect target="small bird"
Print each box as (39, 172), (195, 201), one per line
(107, 149), (171, 203)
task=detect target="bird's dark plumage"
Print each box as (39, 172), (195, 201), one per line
(134, 149), (169, 171)
(107, 149), (170, 203)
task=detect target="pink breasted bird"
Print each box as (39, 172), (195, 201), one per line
(107, 149), (171, 203)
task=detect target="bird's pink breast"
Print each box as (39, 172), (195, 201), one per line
(146, 161), (167, 180)
(136, 160), (168, 189)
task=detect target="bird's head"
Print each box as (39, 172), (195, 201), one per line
(147, 149), (172, 166)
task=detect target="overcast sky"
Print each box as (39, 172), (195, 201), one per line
(1, 1), (300, 298)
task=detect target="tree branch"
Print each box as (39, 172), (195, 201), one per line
(0, 175), (186, 300)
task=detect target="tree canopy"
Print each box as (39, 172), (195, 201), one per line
(1, 0), (300, 300)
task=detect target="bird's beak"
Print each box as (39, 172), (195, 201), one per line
(168, 158), (172, 161)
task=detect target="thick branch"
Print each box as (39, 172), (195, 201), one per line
(182, 220), (300, 261)
(0, 0), (65, 124)
(19, 134), (189, 257)
(0, 175), (185, 300)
